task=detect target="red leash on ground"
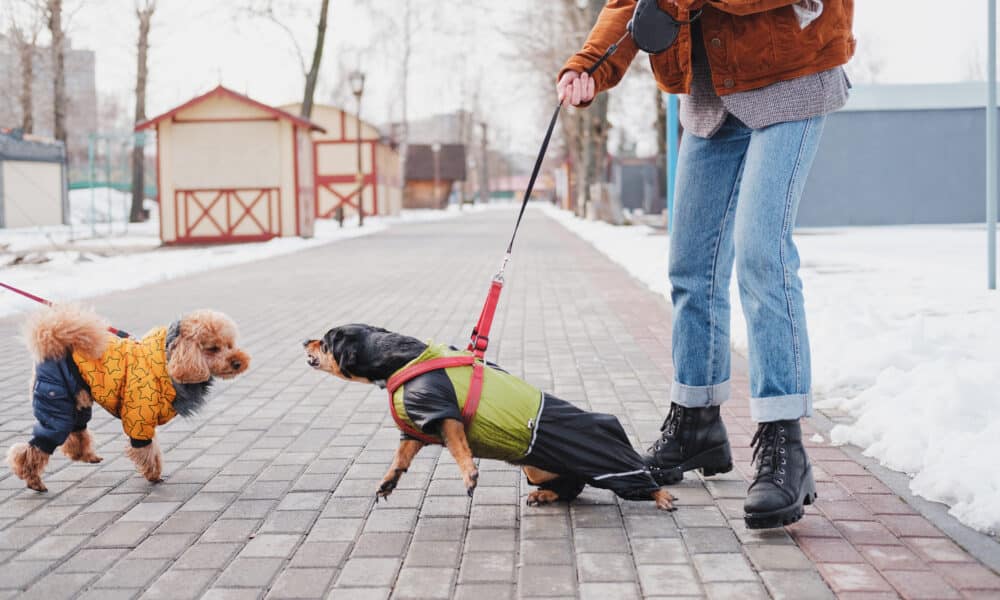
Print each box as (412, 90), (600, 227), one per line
(0, 281), (132, 339)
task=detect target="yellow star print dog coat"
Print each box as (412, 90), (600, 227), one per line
(28, 327), (178, 454)
(72, 327), (177, 441)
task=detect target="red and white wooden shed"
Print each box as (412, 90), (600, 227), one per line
(281, 103), (401, 220)
(136, 86), (324, 244)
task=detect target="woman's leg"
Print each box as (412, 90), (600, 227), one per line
(734, 114), (826, 529)
(734, 115), (825, 421)
(645, 116), (751, 483)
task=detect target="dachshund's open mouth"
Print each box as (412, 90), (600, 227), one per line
(306, 355), (320, 368)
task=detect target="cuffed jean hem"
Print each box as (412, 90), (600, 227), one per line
(750, 393), (813, 423)
(671, 380), (730, 408)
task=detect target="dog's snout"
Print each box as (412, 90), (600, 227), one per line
(231, 360), (243, 370)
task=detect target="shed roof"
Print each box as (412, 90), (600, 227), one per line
(406, 144), (467, 181)
(0, 131), (65, 162)
(135, 85), (325, 132)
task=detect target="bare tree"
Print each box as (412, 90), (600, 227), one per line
(7, 3), (44, 134)
(300, 0), (330, 118)
(241, 0), (331, 119)
(130, 0), (155, 222)
(42, 0), (67, 142)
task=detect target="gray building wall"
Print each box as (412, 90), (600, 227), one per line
(798, 83), (996, 227)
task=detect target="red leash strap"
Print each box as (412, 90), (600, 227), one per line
(467, 278), (503, 358)
(387, 355), (483, 445)
(0, 281), (132, 339)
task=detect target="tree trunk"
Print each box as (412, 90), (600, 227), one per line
(47, 0), (67, 143)
(579, 0), (610, 216)
(300, 0), (331, 119)
(131, 1), (155, 223)
(11, 28), (35, 134)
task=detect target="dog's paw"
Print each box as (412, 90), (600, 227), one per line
(86, 455), (103, 464)
(464, 469), (479, 497)
(26, 479), (48, 493)
(653, 489), (676, 511)
(526, 489), (559, 506)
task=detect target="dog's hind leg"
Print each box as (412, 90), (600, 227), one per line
(440, 419), (478, 497)
(523, 467), (586, 506)
(62, 430), (102, 463)
(6, 443), (51, 492)
(377, 438), (425, 501)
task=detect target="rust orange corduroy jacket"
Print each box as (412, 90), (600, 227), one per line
(561, 0), (855, 97)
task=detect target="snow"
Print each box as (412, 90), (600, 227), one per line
(542, 204), (1000, 534)
(0, 189), (503, 319)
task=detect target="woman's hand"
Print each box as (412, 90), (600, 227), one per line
(557, 71), (596, 106)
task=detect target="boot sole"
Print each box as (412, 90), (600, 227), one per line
(744, 470), (818, 530)
(649, 443), (733, 486)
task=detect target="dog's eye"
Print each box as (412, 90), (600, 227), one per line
(319, 342), (328, 353)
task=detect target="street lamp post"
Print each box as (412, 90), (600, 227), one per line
(349, 70), (367, 227)
(432, 142), (442, 209)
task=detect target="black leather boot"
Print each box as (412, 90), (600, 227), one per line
(643, 403), (733, 485)
(744, 419), (817, 529)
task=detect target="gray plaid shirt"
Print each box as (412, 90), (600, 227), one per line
(680, 23), (850, 138)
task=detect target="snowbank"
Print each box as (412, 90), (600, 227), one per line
(542, 204), (1000, 534)
(0, 202), (489, 319)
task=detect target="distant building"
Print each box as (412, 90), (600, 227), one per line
(137, 86), (323, 244)
(0, 35), (98, 173)
(0, 129), (68, 228)
(281, 103), (402, 220)
(801, 83), (1000, 226)
(404, 144), (466, 209)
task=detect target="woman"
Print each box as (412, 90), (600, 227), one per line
(558, 0), (854, 529)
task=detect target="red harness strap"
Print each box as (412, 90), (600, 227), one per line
(467, 278), (503, 358)
(386, 354), (485, 445)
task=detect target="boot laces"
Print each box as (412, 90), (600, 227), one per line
(650, 404), (684, 452)
(751, 422), (787, 485)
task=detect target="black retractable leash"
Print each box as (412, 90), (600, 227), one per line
(465, 1), (702, 361)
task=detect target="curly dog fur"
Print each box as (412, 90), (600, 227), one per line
(7, 304), (249, 491)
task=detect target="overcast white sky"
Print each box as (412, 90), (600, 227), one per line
(29, 0), (996, 154)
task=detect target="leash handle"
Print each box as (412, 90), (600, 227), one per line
(0, 281), (132, 339)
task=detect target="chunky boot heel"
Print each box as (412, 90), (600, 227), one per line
(644, 404), (732, 485)
(744, 420), (816, 530)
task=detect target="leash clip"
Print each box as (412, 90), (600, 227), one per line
(494, 253), (511, 282)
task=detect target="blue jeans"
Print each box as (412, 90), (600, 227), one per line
(669, 114), (825, 423)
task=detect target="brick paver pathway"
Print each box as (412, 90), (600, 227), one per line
(1, 209), (998, 599)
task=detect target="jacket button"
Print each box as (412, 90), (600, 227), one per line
(724, 79), (735, 89)
(711, 37), (722, 48)
(49, 391), (56, 397)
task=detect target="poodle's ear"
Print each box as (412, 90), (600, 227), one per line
(167, 334), (211, 384)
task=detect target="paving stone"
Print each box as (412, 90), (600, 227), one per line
(759, 570), (835, 600)
(404, 541), (461, 567)
(335, 557), (401, 587)
(580, 582), (641, 600)
(201, 519), (260, 543)
(142, 568), (216, 599)
(578, 552), (637, 582)
(130, 533), (198, 558)
(452, 583), (515, 600)
(636, 564), (701, 596)
(19, 572), (95, 600)
(680, 527), (741, 554)
(518, 564), (577, 597)
(520, 538), (574, 565)
(692, 553), (756, 583)
(574, 527), (629, 553)
(458, 552), (515, 583)
(266, 567), (336, 599)
(744, 544), (814, 571)
(289, 542), (351, 568)
(120, 502), (181, 522)
(0, 560), (54, 589)
(174, 542), (241, 570)
(351, 532), (410, 557)
(704, 582), (769, 600)
(816, 563), (894, 593)
(393, 567), (455, 599)
(464, 528), (516, 553)
(631, 538), (690, 565)
(87, 521), (156, 548)
(93, 558), (170, 588)
(215, 557), (284, 588)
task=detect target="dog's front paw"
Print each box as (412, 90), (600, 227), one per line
(375, 468), (406, 503)
(463, 468), (479, 497)
(526, 489), (559, 506)
(86, 454), (103, 464)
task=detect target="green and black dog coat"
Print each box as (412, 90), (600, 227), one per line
(387, 344), (660, 501)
